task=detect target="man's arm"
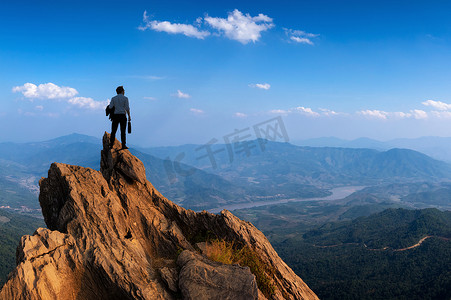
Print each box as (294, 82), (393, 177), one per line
(125, 97), (131, 121)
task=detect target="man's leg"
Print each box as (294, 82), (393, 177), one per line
(119, 115), (127, 148)
(110, 116), (119, 146)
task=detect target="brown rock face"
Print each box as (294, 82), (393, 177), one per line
(177, 250), (259, 300)
(0, 132), (319, 300)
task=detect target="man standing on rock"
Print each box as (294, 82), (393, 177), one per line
(108, 86), (131, 150)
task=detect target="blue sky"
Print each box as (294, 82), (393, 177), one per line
(2, 0), (451, 146)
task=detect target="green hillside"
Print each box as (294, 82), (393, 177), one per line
(0, 210), (44, 287)
(273, 208), (451, 299)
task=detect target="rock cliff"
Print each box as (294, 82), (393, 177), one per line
(0, 132), (318, 300)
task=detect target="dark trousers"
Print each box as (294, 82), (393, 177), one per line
(110, 114), (127, 146)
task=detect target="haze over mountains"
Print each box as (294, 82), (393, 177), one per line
(1, 133), (451, 213)
(1, 133), (451, 299)
(295, 136), (451, 163)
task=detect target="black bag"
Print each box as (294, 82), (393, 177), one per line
(128, 121), (132, 134)
(105, 106), (115, 120)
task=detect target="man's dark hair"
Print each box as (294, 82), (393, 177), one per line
(116, 86), (124, 94)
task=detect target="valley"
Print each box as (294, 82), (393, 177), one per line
(209, 185), (364, 213)
(0, 133), (450, 299)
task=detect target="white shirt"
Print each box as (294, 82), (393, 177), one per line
(109, 94), (130, 115)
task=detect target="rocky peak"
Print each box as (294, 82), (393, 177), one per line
(0, 132), (318, 300)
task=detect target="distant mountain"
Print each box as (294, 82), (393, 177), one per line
(295, 136), (451, 162)
(295, 136), (386, 149)
(142, 140), (451, 186)
(0, 133), (101, 163)
(2, 133), (451, 212)
(0, 134), (328, 211)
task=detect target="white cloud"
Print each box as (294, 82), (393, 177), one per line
(173, 90), (190, 99)
(249, 83), (270, 90)
(391, 111), (411, 118)
(269, 106), (319, 117)
(269, 109), (290, 115)
(68, 97), (108, 110)
(35, 105), (44, 111)
(12, 82), (78, 100)
(190, 108), (204, 114)
(138, 11), (210, 39)
(205, 9), (274, 44)
(290, 36), (314, 45)
(411, 109), (428, 119)
(285, 28), (319, 45)
(358, 110), (388, 119)
(143, 96), (157, 101)
(422, 99), (451, 111)
(234, 112), (247, 118)
(289, 30), (319, 38)
(319, 108), (339, 116)
(358, 109), (428, 120)
(295, 106), (320, 116)
(430, 111), (451, 118)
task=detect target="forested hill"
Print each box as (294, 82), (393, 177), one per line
(275, 208), (451, 299)
(303, 208), (451, 249)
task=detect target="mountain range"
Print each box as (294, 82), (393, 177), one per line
(140, 139), (451, 186)
(295, 136), (451, 162)
(0, 133), (317, 299)
(1, 133), (451, 212)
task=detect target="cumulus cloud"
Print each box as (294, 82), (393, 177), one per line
(290, 36), (314, 45)
(234, 112), (247, 118)
(68, 97), (108, 110)
(12, 82), (78, 100)
(390, 111), (411, 118)
(319, 108), (340, 116)
(430, 111), (451, 118)
(138, 11), (210, 39)
(358, 110), (389, 119)
(269, 109), (291, 115)
(249, 83), (270, 90)
(190, 108), (204, 114)
(173, 90), (191, 99)
(411, 109), (428, 119)
(358, 109), (428, 120)
(295, 106), (320, 116)
(12, 82), (108, 112)
(285, 28), (319, 45)
(205, 9), (274, 44)
(269, 106), (319, 117)
(422, 99), (451, 111)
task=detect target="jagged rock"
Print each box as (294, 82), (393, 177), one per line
(177, 250), (258, 300)
(159, 267), (178, 293)
(0, 132), (319, 300)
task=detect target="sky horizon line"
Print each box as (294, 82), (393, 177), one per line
(4, 131), (451, 148)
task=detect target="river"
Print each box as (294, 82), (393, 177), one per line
(208, 186), (365, 213)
